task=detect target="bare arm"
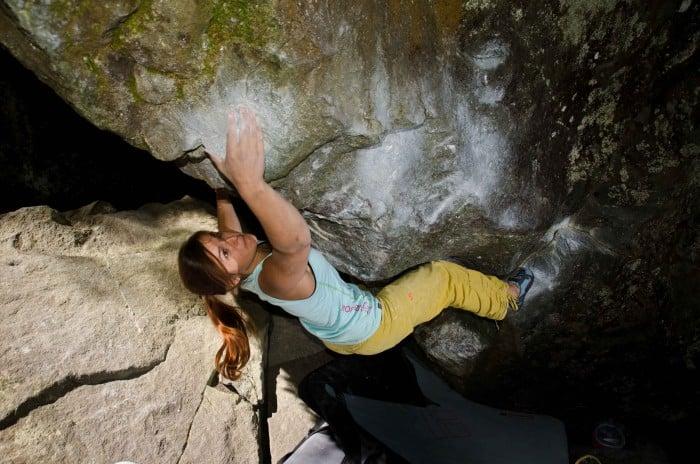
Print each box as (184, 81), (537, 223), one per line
(236, 182), (311, 254)
(215, 189), (242, 233)
(207, 108), (311, 295)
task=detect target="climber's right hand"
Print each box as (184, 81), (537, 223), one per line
(207, 107), (265, 194)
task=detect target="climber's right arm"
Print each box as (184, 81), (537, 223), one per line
(207, 108), (312, 297)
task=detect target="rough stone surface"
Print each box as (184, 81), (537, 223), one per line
(1, 0), (698, 457)
(0, 316), (218, 463)
(179, 385), (261, 464)
(6, 0), (691, 279)
(0, 198), (263, 463)
(266, 314), (333, 463)
(414, 308), (499, 380)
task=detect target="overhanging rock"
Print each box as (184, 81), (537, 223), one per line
(2, 1), (698, 410)
(0, 0), (647, 279)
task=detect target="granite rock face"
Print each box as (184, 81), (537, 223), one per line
(5, 0), (691, 279)
(0, 198), (265, 463)
(1, 0), (698, 447)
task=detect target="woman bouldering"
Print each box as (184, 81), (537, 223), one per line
(177, 107), (534, 379)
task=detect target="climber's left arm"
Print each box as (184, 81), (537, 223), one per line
(215, 188), (242, 233)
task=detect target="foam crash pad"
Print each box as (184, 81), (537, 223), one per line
(343, 350), (568, 464)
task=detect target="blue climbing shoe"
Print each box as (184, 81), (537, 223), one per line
(507, 267), (535, 309)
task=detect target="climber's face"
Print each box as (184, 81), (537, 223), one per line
(199, 231), (258, 286)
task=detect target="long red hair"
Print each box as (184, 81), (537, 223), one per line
(178, 230), (253, 380)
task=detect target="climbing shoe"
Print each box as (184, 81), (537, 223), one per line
(507, 267), (534, 309)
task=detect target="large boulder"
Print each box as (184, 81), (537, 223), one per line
(0, 198), (266, 463)
(1, 0), (698, 447)
(6, 0), (694, 279)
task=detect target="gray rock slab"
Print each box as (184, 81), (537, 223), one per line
(0, 0), (600, 279)
(0, 198), (214, 426)
(0, 200), (214, 420)
(266, 314), (333, 463)
(0, 198), (263, 463)
(414, 309), (498, 380)
(0, 317), (222, 463)
(179, 385), (261, 464)
(0, 248), (175, 424)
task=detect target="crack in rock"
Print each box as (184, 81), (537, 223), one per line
(259, 313), (275, 464)
(175, 144), (206, 166)
(175, 381), (208, 464)
(101, 4), (141, 39)
(102, 257), (144, 333)
(268, 134), (343, 184)
(0, 342), (173, 430)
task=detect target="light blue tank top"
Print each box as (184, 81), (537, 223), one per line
(239, 248), (381, 345)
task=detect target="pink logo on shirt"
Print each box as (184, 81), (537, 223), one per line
(341, 302), (371, 313)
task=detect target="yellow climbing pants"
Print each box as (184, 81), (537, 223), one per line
(324, 260), (516, 355)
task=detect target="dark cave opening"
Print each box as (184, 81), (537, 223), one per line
(0, 46), (213, 214)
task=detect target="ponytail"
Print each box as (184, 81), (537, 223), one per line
(203, 295), (253, 380)
(178, 231), (266, 380)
